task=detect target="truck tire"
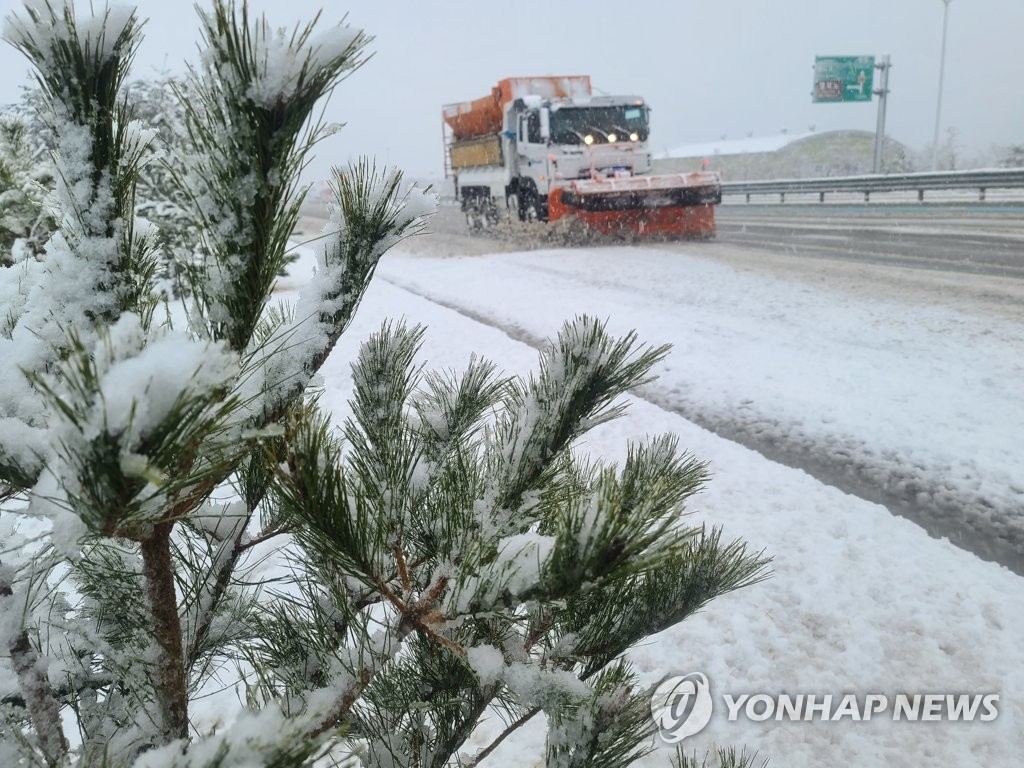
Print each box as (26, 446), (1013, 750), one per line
(508, 180), (548, 223)
(507, 191), (523, 222)
(463, 193), (497, 231)
(465, 209), (484, 231)
(521, 188), (549, 222)
(522, 190), (540, 222)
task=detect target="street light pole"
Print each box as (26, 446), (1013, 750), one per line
(930, 0), (952, 171)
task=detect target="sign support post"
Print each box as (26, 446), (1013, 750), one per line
(872, 55), (891, 174)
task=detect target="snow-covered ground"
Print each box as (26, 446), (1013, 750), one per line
(371, 226), (1024, 572)
(279, 215), (1024, 766)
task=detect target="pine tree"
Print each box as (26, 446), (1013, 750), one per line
(0, 105), (55, 265)
(0, 75), (199, 286)
(0, 3), (769, 767)
(124, 74), (200, 295)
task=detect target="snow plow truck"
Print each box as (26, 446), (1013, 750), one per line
(442, 75), (721, 238)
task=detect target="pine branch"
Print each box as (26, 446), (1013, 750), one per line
(562, 528), (771, 678)
(353, 635), (506, 768)
(183, 523), (249, 668)
(139, 520), (189, 742)
(180, 421), (296, 673)
(544, 661), (658, 768)
(179, 485), (266, 671)
(462, 705), (541, 768)
(674, 746), (770, 768)
(6, 0), (156, 322)
(172, 0), (371, 351)
(237, 522), (292, 552)
(0, 571), (67, 765)
(486, 316), (670, 532)
(1, 1), (161, 493)
(247, 163), (434, 424)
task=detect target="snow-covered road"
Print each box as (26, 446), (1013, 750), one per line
(368, 229), (1024, 575)
(284, 214), (1024, 765)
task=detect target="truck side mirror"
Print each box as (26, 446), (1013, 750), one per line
(539, 108), (550, 140)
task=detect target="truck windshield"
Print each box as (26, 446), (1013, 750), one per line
(548, 105), (649, 145)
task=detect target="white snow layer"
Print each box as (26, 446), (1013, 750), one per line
(89, 313), (236, 448)
(3, 2), (136, 67)
(377, 245), (1024, 566)
(193, 7), (360, 109)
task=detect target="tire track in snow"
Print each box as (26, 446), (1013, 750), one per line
(379, 271), (1024, 578)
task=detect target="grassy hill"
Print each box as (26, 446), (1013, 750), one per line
(654, 130), (915, 181)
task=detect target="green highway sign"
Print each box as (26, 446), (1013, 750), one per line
(813, 56), (875, 103)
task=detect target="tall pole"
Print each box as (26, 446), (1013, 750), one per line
(930, 0), (952, 171)
(872, 55), (890, 174)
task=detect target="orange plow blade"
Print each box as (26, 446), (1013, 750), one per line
(548, 172), (721, 238)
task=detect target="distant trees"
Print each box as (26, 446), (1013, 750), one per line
(937, 127), (963, 171)
(999, 144), (1024, 168)
(881, 140), (916, 174)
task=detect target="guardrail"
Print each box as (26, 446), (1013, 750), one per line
(721, 168), (1024, 203)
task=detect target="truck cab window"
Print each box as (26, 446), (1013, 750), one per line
(527, 111), (542, 143)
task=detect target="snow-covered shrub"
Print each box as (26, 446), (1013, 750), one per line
(1, 75), (200, 287)
(0, 3), (768, 767)
(0, 105), (55, 265)
(125, 74), (200, 295)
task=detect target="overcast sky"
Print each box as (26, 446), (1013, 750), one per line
(2, 0), (1022, 181)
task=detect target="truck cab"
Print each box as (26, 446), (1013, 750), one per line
(503, 96), (654, 222)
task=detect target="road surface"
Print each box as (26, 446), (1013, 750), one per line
(294, 202), (1024, 572)
(715, 203), (1024, 279)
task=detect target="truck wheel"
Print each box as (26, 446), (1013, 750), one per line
(485, 201), (501, 227)
(465, 206), (487, 231)
(464, 196), (493, 231)
(522, 189), (548, 223)
(523, 195), (540, 222)
(507, 192), (524, 222)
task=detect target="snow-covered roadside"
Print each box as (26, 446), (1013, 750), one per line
(371, 243), (1024, 572)
(295, 245), (1023, 767)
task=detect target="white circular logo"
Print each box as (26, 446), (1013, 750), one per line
(651, 672), (714, 743)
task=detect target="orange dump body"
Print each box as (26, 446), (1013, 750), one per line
(443, 76), (592, 140)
